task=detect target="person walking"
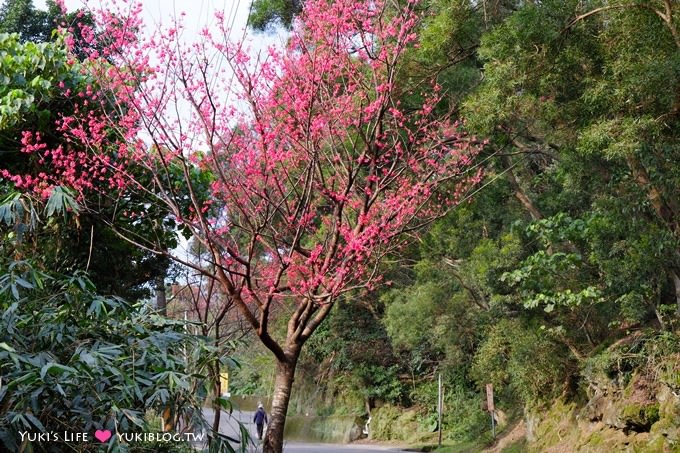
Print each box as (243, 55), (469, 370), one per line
(253, 402), (268, 441)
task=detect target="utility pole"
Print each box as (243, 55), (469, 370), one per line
(438, 373), (443, 448)
(486, 384), (495, 439)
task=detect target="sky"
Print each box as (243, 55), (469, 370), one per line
(33, 0), (282, 50)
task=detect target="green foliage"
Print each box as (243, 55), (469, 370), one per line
(471, 319), (573, 404)
(307, 296), (406, 405)
(229, 352), (275, 397)
(440, 386), (488, 442)
(0, 31), (69, 130)
(44, 185), (79, 218)
(582, 331), (680, 391)
(383, 281), (446, 352)
(354, 364), (406, 406)
(369, 405), (429, 441)
(0, 264), (228, 452)
(620, 402), (660, 430)
(0, 29), (179, 299)
(369, 0), (680, 442)
(248, 0), (302, 31)
(0, 0), (60, 43)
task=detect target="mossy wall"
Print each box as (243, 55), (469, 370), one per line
(369, 405), (431, 442)
(526, 382), (680, 452)
(521, 334), (680, 452)
(283, 415), (361, 443)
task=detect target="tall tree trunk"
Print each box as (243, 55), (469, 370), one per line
(263, 349), (300, 453)
(500, 154), (544, 222)
(625, 154), (678, 232)
(210, 360), (222, 441)
(155, 275), (167, 316)
(672, 269), (680, 317)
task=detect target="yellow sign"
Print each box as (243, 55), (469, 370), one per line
(220, 372), (229, 396)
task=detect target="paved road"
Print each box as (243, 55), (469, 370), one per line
(202, 408), (413, 453)
(279, 443), (413, 453)
(280, 443), (412, 453)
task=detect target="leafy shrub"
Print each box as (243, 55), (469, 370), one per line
(471, 319), (573, 404)
(408, 378), (488, 442)
(442, 386), (488, 442)
(582, 331), (680, 391)
(354, 364), (407, 406)
(0, 263), (227, 452)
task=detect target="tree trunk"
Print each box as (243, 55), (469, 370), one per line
(155, 275), (167, 316)
(263, 350), (300, 453)
(211, 361), (222, 441)
(210, 325), (223, 438)
(500, 154), (544, 222)
(672, 269), (680, 317)
(625, 154), (678, 232)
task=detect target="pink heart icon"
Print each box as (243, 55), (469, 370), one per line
(94, 430), (112, 443)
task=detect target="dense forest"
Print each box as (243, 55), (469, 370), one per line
(240, 0), (680, 451)
(1, 0), (679, 452)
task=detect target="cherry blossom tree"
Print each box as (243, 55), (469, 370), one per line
(5, 0), (482, 450)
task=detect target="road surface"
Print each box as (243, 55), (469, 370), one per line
(278, 443), (413, 453)
(201, 408), (413, 453)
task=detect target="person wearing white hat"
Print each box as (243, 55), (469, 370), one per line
(253, 402), (268, 441)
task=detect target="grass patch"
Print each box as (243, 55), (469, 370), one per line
(411, 439), (489, 452)
(501, 438), (528, 452)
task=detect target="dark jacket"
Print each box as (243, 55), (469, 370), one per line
(253, 408), (268, 425)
